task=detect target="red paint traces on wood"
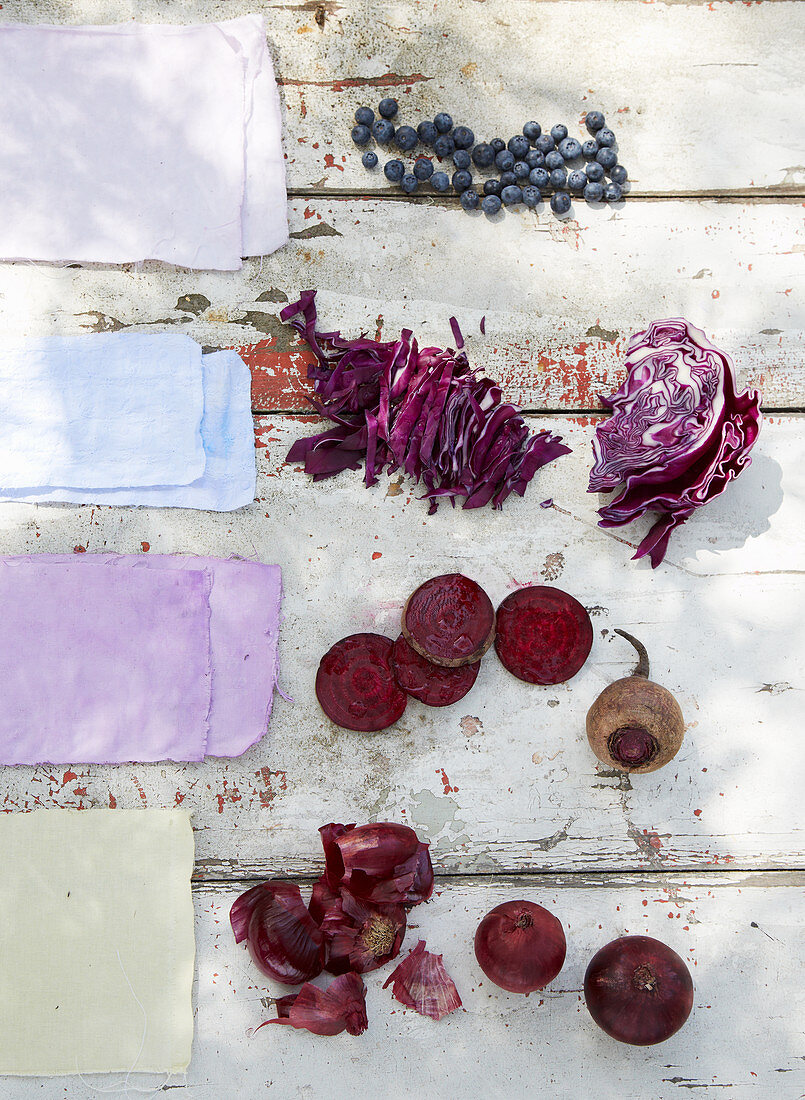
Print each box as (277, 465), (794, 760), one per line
(141, 541), (150, 553)
(303, 207), (316, 220)
(372, 551), (382, 560)
(174, 790), (186, 806)
(236, 339), (313, 411)
(437, 769), (458, 795)
(693, 808), (702, 816)
(712, 289), (720, 299)
(323, 153), (344, 172)
(253, 768), (288, 808)
(215, 779), (243, 814)
(279, 72), (432, 92)
(62, 770), (77, 785)
(73, 545), (86, 553)
(108, 792), (117, 808)
(131, 776), (148, 804)
(73, 787), (87, 797)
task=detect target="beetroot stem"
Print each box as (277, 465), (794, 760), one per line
(613, 629), (650, 679)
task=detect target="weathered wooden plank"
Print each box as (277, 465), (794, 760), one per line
(0, 415), (800, 876)
(2, 872), (800, 1098)
(1, 198), (802, 411)
(5, 0), (804, 196)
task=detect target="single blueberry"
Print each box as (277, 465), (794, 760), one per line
(501, 184), (523, 205)
(499, 171), (517, 188)
(525, 149), (545, 170)
(545, 150), (564, 171)
(362, 150), (379, 169)
(417, 120), (438, 146)
(549, 167), (567, 189)
(483, 178), (502, 196)
(453, 125), (475, 149)
(434, 134), (456, 157)
(384, 159), (404, 182)
(460, 188), (480, 211)
(568, 169), (587, 192)
(529, 167), (550, 190)
(513, 161), (530, 180)
(482, 194), (502, 214)
(604, 182), (623, 202)
(394, 125), (418, 152)
(585, 161), (605, 182)
(523, 121), (542, 142)
(453, 149), (471, 169)
(585, 110), (605, 133)
(495, 149), (515, 171)
(490, 138), (506, 154)
(434, 112), (453, 134)
(413, 157), (434, 180)
(351, 124), (371, 146)
(551, 191), (571, 215)
(534, 134), (555, 155)
(378, 98), (399, 119)
(400, 174), (418, 194)
(372, 119), (395, 144)
(452, 169), (473, 192)
(582, 139), (598, 161)
(596, 128), (616, 148)
(550, 124), (568, 143)
(596, 147), (618, 171)
(583, 180), (605, 202)
(355, 107), (375, 127)
(522, 185), (540, 208)
(472, 143), (496, 168)
(610, 164), (628, 185)
(430, 170), (450, 192)
(558, 137), (582, 161)
(507, 134), (531, 160)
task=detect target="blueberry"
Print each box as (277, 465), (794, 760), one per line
(413, 157), (434, 180)
(582, 139), (599, 161)
(384, 159), (404, 182)
(483, 178), (502, 196)
(453, 125), (475, 149)
(558, 137), (582, 161)
(522, 185), (540, 208)
(417, 120), (438, 146)
(362, 150), (379, 169)
(529, 167), (550, 190)
(430, 170), (450, 192)
(372, 119), (395, 144)
(499, 171), (517, 188)
(351, 124), (371, 146)
(393, 125), (417, 153)
(434, 134), (456, 157)
(460, 188), (480, 211)
(355, 107), (374, 127)
(583, 180), (604, 202)
(550, 124), (568, 143)
(549, 167), (567, 189)
(596, 147), (618, 171)
(545, 150), (564, 171)
(472, 143), (495, 168)
(400, 174), (418, 194)
(585, 161), (604, 182)
(482, 194), (502, 215)
(610, 164), (628, 185)
(434, 112), (453, 134)
(495, 149), (515, 172)
(378, 98), (399, 119)
(551, 191), (571, 215)
(525, 149), (545, 170)
(604, 182), (623, 202)
(596, 128), (616, 148)
(490, 138), (506, 154)
(585, 110), (605, 133)
(523, 121), (542, 142)
(568, 169), (586, 192)
(452, 169), (472, 192)
(507, 134), (531, 160)
(501, 184), (523, 205)
(534, 134), (555, 155)
(513, 161), (530, 180)
(453, 149), (471, 169)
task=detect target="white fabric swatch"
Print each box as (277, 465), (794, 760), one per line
(0, 15), (288, 270)
(0, 809), (195, 1076)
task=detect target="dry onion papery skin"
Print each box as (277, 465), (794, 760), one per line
(270, 972), (369, 1036)
(383, 940), (462, 1020)
(474, 900), (566, 994)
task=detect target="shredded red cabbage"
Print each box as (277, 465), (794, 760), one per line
(282, 291), (570, 512)
(589, 319), (762, 567)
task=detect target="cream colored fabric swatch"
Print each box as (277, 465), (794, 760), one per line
(0, 809), (195, 1076)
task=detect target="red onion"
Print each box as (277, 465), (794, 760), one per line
(320, 891), (406, 975)
(474, 900), (566, 994)
(332, 821), (434, 907)
(270, 972), (368, 1036)
(230, 881), (324, 986)
(584, 935), (693, 1045)
(383, 940), (462, 1020)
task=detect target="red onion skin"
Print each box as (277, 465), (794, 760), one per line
(584, 935), (694, 1046)
(474, 901), (566, 994)
(230, 881), (324, 986)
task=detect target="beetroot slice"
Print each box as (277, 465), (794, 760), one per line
(495, 586), (593, 685)
(391, 635), (480, 707)
(316, 633), (408, 732)
(402, 573), (495, 668)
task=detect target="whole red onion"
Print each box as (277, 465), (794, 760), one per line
(474, 900), (566, 994)
(584, 935), (693, 1045)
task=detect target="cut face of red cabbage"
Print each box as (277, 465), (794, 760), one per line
(589, 319), (762, 567)
(282, 291), (570, 513)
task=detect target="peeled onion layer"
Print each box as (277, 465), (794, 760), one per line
(229, 881), (324, 986)
(402, 573), (495, 668)
(270, 972), (368, 1036)
(383, 940), (462, 1020)
(474, 900), (566, 994)
(584, 935), (694, 1046)
(316, 633), (408, 732)
(391, 634), (480, 706)
(494, 585), (593, 685)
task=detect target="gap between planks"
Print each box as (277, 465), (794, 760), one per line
(287, 187), (805, 204)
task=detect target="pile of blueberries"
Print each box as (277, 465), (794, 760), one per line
(350, 98), (628, 216)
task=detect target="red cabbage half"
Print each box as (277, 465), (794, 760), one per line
(282, 292), (570, 513)
(589, 319), (762, 567)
